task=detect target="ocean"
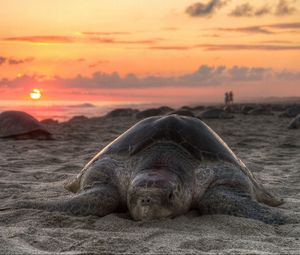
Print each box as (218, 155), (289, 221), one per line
(0, 100), (169, 122)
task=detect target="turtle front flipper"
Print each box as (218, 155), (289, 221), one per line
(1, 185), (120, 217)
(196, 186), (288, 225)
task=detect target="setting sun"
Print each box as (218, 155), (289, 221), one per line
(30, 88), (41, 100)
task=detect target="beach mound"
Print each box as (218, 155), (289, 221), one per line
(0, 110), (299, 254)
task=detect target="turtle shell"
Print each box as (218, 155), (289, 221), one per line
(94, 115), (243, 167)
(70, 115), (281, 207)
(0, 111), (51, 138)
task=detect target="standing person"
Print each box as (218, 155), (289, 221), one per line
(224, 92), (229, 105)
(229, 91), (234, 104)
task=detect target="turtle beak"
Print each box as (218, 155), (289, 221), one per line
(127, 169), (183, 221)
(129, 191), (173, 221)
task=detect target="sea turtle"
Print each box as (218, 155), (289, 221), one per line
(198, 108), (234, 119)
(279, 105), (300, 118)
(241, 105), (254, 114)
(4, 115), (286, 224)
(248, 107), (273, 116)
(0, 111), (52, 140)
(288, 114), (300, 129)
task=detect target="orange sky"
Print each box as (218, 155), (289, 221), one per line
(0, 0), (299, 104)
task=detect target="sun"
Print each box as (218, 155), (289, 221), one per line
(30, 88), (41, 100)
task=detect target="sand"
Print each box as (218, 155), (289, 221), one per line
(0, 110), (299, 254)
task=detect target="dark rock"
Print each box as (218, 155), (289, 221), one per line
(169, 109), (195, 117)
(223, 105), (235, 113)
(106, 108), (139, 118)
(157, 106), (174, 113)
(68, 115), (89, 123)
(279, 105), (300, 118)
(40, 118), (59, 125)
(198, 108), (234, 119)
(248, 107), (273, 116)
(136, 108), (164, 119)
(192, 105), (205, 111)
(271, 104), (288, 112)
(180, 106), (193, 111)
(69, 103), (95, 108)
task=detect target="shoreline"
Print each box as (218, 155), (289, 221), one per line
(46, 101), (300, 123)
(0, 97), (299, 122)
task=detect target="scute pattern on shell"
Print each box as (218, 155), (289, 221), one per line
(96, 115), (241, 165)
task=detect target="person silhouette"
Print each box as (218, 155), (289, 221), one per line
(229, 91), (233, 104)
(225, 92), (229, 105)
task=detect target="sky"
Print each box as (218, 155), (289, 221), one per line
(0, 0), (299, 104)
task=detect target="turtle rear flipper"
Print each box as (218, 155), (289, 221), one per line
(64, 176), (81, 193)
(197, 186), (287, 225)
(254, 184), (284, 207)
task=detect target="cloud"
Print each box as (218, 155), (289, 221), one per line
(162, 27), (179, 31)
(3, 36), (75, 44)
(1, 65), (299, 90)
(197, 44), (300, 51)
(254, 5), (272, 16)
(148, 46), (193, 50)
(89, 37), (159, 45)
(185, 0), (228, 17)
(8, 57), (34, 65)
(216, 26), (273, 34)
(277, 70), (300, 80)
(148, 43), (300, 51)
(0, 57), (6, 65)
(229, 66), (270, 81)
(259, 40), (298, 44)
(2, 35), (160, 46)
(268, 22), (300, 29)
(89, 60), (109, 68)
(0, 74), (40, 88)
(275, 0), (297, 15)
(230, 3), (272, 17)
(81, 31), (131, 36)
(229, 1), (297, 17)
(230, 3), (254, 17)
(0, 56), (34, 66)
(213, 22), (300, 35)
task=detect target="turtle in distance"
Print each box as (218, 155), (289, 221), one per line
(0, 111), (53, 140)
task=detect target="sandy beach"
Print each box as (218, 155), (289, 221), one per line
(0, 106), (299, 255)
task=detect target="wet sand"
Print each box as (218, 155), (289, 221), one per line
(0, 109), (299, 254)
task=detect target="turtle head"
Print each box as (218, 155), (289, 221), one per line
(127, 169), (191, 221)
